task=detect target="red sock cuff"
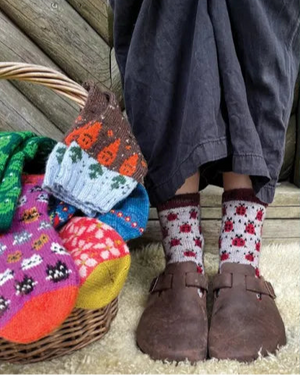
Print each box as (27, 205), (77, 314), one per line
(222, 189), (268, 207)
(157, 193), (200, 212)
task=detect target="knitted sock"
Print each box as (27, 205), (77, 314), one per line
(59, 217), (130, 310)
(45, 142), (137, 216)
(219, 189), (268, 276)
(43, 82), (148, 216)
(158, 193), (205, 274)
(0, 175), (79, 343)
(0, 133), (56, 232)
(48, 197), (78, 230)
(0, 132), (33, 177)
(48, 183), (149, 241)
(97, 183), (149, 241)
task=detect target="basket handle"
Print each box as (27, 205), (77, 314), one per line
(0, 62), (88, 108)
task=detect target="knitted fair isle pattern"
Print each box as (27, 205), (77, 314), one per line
(43, 82), (148, 216)
(158, 193), (205, 274)
(48, 197), (78, 230)
(44, 142), (136, 216)
(0, 175), (79, 344)
(64, 82), (147, 183)
(59, 217), (130, 309)
(0, 133), (56, 232)
(49, 184), (149, 242)
(97, 183), (149, 241)
(219, 189), (268, 276)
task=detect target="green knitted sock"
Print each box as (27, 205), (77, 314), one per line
(0, 134), (56, 232)
(0, 132), (34, 180)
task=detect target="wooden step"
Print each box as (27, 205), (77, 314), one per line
(130, 182), (300, 253)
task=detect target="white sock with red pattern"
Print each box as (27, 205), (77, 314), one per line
(157, 193), (205, 274)
(219, 189), (268, 276)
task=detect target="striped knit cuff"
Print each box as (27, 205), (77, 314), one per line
(157, 192), (200, 212)
(222, 189), (268, 207)
(43, 142), (137, 216)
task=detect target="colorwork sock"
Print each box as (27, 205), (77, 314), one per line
(157, 193), (205, 274)
(97, 183), (149, 241)
(43, 82), (148, 216)
(219, 189), (267, 276)
(59, 217), (130, 310)
(0, 133), (56, 232)
(48, 197), (78, 230)
(0, 175), (79, 343)
(49, 183), (149, 241)
(0, 132), (34, 177)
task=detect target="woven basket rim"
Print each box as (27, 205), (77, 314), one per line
(0, 62), (118, 364)
(0, 62), (88, 107)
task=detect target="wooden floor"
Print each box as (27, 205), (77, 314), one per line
(131, 182), (300, 253)
(0, 0), (121, 139)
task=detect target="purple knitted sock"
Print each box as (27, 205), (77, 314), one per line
(0, 175), (79, 344)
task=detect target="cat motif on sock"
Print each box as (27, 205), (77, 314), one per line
(0, 175), (79, 344)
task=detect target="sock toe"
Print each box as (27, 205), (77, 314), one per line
(0, 286), (78, 344)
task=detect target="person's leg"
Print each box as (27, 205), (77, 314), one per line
(209, 172), (286, 361)
(223, 172), (252, 191)
(136, 171), (208, 362)
(220, 173), (266, 273)
(157, 171), (204, 275)
(206, 0), (299, 361)
(175, 171), (200, 194)
(111, 0), (299, 363)
(111, 0), (219, 362)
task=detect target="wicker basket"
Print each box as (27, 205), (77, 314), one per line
(0, 62), (119, 364)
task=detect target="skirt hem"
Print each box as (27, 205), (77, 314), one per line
(146, 138), (275, 206)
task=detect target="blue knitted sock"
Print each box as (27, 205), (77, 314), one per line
(48, 197), (78, 230)
(97, 183), (149, 241)
(49, 183), (149, 241)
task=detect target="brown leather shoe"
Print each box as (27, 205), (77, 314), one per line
(208, 263), (286, 362)
(136, 261), (208, 362)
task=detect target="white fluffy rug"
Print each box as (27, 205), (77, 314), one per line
(1, 242), (299, 374)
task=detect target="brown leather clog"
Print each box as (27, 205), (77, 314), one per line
(208, 263), (286, 362)
(136, 261), (208, 362)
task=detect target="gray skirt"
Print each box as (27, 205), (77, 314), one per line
(110, 0), (300, 205)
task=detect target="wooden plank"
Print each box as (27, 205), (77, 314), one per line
(0, 80), (62, 140)
(202, 238), (300, 254)
(129, 237), (300, 254)
(149, 206), (300, 220)
(200, 182), (300, 207)
(138, 182), (300, 251)
(0, 0), (111, 89)
(0, 11), (79, 134)
(110, 48), (123, 104)
(149, 182), (300, 219)
(140, 219), (300, 242)
(67, 0), (113, 46)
